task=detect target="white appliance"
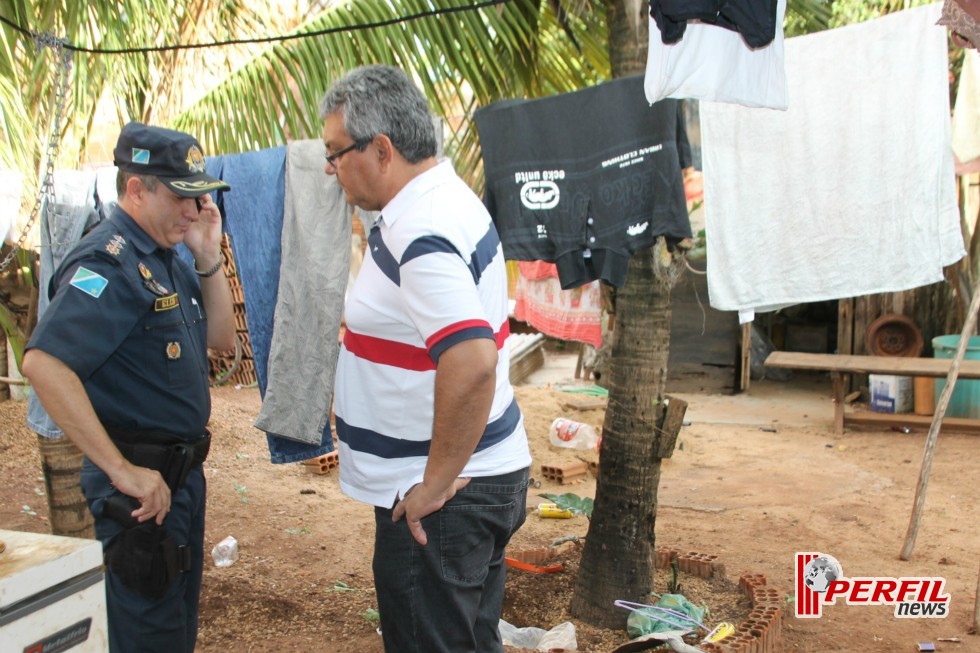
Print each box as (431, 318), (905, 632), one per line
(0, 528), (108, 652)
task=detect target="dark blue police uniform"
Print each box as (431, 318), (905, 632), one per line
(28, 204), (211, 653)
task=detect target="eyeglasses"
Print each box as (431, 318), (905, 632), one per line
(325, 138), (371, 168)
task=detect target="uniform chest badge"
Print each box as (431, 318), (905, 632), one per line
(154, 293), (180, 311)
(138, 262), (170, 296)
(166, 341), (182, 360)
(105, 234), (126, 257)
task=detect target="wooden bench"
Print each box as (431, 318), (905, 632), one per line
(764, 351), (980, 434)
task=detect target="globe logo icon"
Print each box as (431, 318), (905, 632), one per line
(803, 555), (843, 593)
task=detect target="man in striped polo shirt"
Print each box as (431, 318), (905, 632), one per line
(319, 65), (532, 653)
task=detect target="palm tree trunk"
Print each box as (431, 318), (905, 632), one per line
(569, 246), (676, 628)
(38, 435), (94, 539)
(568, 0), (669, 628)
(605, 0), (649, 77)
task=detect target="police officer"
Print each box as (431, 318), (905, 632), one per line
(23, 122), (235, 653)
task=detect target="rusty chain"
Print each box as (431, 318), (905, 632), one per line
(0, 32), (73, 274)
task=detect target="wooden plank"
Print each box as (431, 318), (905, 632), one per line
(845, 411), (980, 434)
(740, 323), (751, 391)
(831, 372), (845, 435)
(509, 341), (544, 385)
(655, 396), (688, 458)
(765, 351), (980, 379)
(838, 298), (854, 393)
(558, 394), (608, 411)
(838, 299), (854, 355)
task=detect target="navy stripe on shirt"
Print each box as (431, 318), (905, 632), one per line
(369, 226), (502, 286)
(428, 325), (494, 362)
(336, 398), (521, 459)
(368, 225), (400, 285)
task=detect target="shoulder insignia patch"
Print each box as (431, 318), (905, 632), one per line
(154, 294), (180, 312)
(105, 234), (126, 257)
(69, 267), (109, 298)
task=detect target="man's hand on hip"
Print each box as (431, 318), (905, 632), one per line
(392, 477), (471, 546)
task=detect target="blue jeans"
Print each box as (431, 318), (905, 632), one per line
(81, 459), (206, 653)
(372, 467), (530, 653)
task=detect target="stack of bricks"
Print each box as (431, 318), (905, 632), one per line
(650, 548), (784, 653)
(302, 451), (340, 475)
(207, 234), (257, 386)
(539, 461), (588, 484)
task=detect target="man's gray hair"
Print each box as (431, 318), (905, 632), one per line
(318, 65), (437, 164)
(116, 170), (158, 198)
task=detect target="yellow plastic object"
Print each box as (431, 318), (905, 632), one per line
(537, 503), (574, 519)
(703, 622), (735, 643)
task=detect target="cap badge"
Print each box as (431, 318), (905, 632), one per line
(185, 145), (206, 173)
(131, 148), (150, 165)
(166, 341), (182, 360)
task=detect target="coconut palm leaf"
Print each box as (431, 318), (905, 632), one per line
(172, 0), (608, 193)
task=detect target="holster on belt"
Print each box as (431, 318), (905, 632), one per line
(100, 426), (209, 597)
(104, 521), (192, 599)
(105, 425), (210, 494)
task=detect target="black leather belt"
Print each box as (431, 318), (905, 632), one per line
(104, 425), (210, 492)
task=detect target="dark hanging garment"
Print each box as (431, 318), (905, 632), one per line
(476, 75), (690, 290)
(651, 0), (779, 49)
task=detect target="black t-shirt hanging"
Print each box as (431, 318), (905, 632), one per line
(476, 75), (690, 289)
(650, 0), (779, 49)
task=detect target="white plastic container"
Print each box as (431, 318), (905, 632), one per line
(0, 529), (108, 652)
(548, 418), (601, 451)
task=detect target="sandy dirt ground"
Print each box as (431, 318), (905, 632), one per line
(1, 349), (977, 652)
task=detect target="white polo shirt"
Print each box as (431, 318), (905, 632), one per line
(334, 159), (531, 508)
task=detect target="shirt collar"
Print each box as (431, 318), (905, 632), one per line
(379, 158), (454, 229)
(109, 204), (165, 256)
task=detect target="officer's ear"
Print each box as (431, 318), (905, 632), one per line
(123, 174), (144, 201)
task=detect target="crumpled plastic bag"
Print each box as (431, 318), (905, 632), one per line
(626, 593), (705, 638)
(499, 618), (577, 651)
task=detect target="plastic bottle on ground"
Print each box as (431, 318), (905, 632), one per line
(211, 535), (239, 567)
(548, 417), (600, 451)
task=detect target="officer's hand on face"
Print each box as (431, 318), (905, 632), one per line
(184, 194), (223, 268)
(111, 464), (172, 526)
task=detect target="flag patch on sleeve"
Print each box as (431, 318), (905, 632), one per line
(69, 267), (109, 298)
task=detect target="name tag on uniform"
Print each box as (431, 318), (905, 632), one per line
(154, 294), (179, 311)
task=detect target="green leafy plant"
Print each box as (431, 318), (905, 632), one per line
(539, 492), (594, 519)
(327, 579), (372, 593)
(667, 557), (683, 595)
(284, 527), (309, 535)
(233, 484), (248, 503)
(361, 608), (380, 628)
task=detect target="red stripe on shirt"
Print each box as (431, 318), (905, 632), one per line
(344, 329), (436, 371)
(426, 319), (511, 352)
(426, 319), (493, 350)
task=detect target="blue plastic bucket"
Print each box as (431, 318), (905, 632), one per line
(932, 335), (980, 419)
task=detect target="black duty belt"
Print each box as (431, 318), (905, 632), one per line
(104, 425), (211, 493)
